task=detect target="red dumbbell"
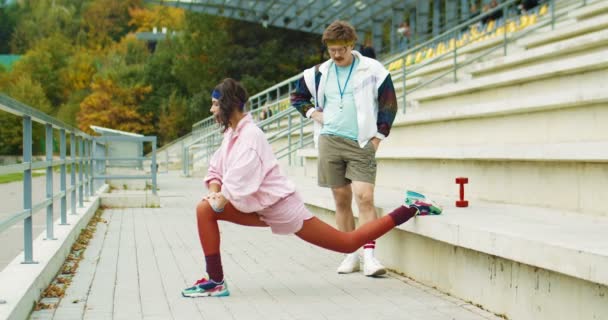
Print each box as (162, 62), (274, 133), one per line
(455, 177), (469, 207)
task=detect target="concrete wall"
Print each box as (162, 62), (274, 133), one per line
(310, 207), (608, 320)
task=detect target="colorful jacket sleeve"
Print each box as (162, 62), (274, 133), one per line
(376, 74), (398, 138)
(291, 75), (315, 118)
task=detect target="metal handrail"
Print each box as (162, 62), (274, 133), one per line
(180, 0), (592, 172)
(0, 93), (159, 272)
(191, 73), (302, 134)
(0, 94), (96, 265)
(384, 0), (521, 67)
(398, 0), (587, 111)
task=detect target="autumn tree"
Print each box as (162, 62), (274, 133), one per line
(77, 77), (154, 135)
(129, 5), (185, 32)
(82, 0), (143, 49)
(11, 33), (74, 108)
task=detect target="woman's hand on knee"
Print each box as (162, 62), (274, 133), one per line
(207, 192), (228, 213)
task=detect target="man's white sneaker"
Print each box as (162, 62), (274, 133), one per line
(337, 253), (360, 274)
(363, 257), (386, 277)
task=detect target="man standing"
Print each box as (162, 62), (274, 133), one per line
(291, 20), (397, 276)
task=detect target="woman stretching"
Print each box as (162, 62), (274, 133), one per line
(182, 78), (442, 298)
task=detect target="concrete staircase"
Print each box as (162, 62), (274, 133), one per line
(293, 1), (608, 319)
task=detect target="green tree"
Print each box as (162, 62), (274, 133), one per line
(11, 33), (74, 108)
(158, 91), (189, 145)
(9, 0), (79, 53)
(0, 4), (18, 53)
(0, 74), (53, 154)
(172, 13), (230, 96)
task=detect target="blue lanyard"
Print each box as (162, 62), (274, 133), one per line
(335, 58), (355, 110)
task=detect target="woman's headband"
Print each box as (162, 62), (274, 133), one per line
(211, 89), (245, 109)
(211, 90), (221, 100)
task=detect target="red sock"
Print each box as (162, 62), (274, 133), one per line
(388, 206), (418, 226)
(205, 254), (224, 282)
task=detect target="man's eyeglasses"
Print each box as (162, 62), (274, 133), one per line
(327, 46), (349, 55)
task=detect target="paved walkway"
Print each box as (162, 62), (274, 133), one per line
(29, 171), (499, 320)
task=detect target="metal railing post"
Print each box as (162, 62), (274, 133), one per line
(84, 139), (90, 199)
(152, 137), (157, 194)
(78, 137), (84, 207)
(22, 116), (36, 263)
(401, 61), (406, 113)
(503, 6), (508, 56)
(90, 139), (95, 196)
(59, 129), (68, 225)
(453, 45), (458, 83)
(45, 123), (56, 240)
(551, 0), (555, 30)
(70, 133), (77, 214)
(183, 146), (190, 176)
(165, 149), (169, 173)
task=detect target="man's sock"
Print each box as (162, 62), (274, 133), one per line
(205, 254), (224, 283)
(388, 206), (418, 226)
(363, 241), (376, 261)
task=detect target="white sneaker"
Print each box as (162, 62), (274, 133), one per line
(336, 253), (360, 274)
(363, 257), (386, 277)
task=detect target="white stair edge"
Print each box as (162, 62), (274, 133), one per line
(518, 13), (608, 48)
(291, 177), (608, 287)
(400, 82), (608, 124)
(297, 141), (608, 163)
(471, 29), (608, 76)
(571, 0), (608, 20)
(410, 50), (608, 101)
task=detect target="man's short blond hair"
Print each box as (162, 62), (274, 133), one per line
(322, 20), (358, 45)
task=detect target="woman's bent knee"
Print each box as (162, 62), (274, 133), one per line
(196, 200), (216, 221)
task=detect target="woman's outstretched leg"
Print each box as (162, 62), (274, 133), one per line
(182, 200), (268, 298)
(295, 206), (418, 253)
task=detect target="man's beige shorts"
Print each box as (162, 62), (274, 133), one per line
(317, 134), (377, 188)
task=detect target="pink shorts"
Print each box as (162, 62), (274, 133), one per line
(258, 192), (314, 235)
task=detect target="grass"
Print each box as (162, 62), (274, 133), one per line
(0, 172), (45, 184)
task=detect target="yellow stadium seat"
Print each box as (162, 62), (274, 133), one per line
(539, 4), (548, 16)
(519, 15), (529, 29)
(405, 54), (413, 66)
(426, 48), (434, 59)
(436, 43), (446, 55)
(395, 58), (403, 70)
(495, 26), (505, 36)
(486, 20), (496, 33)
(528, 14), (537, 25)
(448, 38), (456, 51)
(414, 51), (424, 63)
(507, 20), (517, 33)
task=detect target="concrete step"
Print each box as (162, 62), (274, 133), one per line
(408, 49), (608, 110)
(297, 139), (608, 216)
(569, 0), (608, 20)
(518, 11), (608, 48)
(471, 28), (608, 77)
(390, 84), (608, 147)
(290, 174), (608, 320)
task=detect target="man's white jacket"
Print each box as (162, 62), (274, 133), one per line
(291, 50), (398, 148)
